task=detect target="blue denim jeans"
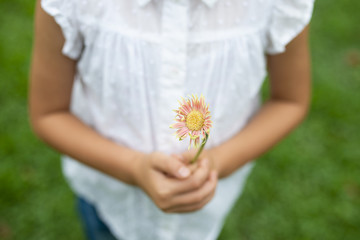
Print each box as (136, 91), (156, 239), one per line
(77, 197), (118, 240)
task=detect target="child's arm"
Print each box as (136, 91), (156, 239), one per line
(30, 0), (216, 213)
(183, 26), (311, 178)
(30, 0), (141, 185)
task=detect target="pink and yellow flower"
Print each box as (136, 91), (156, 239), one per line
(170, 94), (212, 149)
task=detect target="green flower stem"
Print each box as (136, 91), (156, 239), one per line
(191, 132), (208, 164)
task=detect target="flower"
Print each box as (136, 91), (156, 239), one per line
(170, 94), (212, 149)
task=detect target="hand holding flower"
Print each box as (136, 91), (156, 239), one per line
(132, 94), (217, 213)
(133, 152), (218, 213)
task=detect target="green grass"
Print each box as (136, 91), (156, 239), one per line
(0, 1), (83, 239)
(1, 0), (359, 239)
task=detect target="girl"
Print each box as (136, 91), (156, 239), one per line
(30, 0), (314, 239)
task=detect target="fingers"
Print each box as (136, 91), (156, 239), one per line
(171, 153), (184, 162)
(180, 149), (198, 165)
(164, 171), (218, 213)
(144, 153), (217, 213)
(151, 152), (190, 179)
(165, 189), (214, 213)
(172, 153), (198, 174)
(169, 157), (210, 195)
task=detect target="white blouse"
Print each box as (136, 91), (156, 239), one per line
(42, 0), (314, 239)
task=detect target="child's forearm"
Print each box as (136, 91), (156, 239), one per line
(211, 99), (308, 178)
(31, 111), (142, 185)
(211, 26), (311, 179)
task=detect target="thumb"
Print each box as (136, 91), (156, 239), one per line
(153, 153), (191, 179)
(181, 149), (198, 165)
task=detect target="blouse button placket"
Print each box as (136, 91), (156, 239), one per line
(157, 0), (188, 237)
(157, 1), (188, 148)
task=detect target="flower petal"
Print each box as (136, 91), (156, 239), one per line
(170, 122), (186, 129)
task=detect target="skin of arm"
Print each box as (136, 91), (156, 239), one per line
(30, 0), (217, 213)
(183, 26), (311, 179)
(29, 0), (141, 185)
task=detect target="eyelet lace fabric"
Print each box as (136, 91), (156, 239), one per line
(41, 0), (314, 239)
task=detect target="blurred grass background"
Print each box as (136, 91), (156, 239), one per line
(0, 0), (359, 239)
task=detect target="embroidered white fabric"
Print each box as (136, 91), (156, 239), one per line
(41, 0), (314, 239)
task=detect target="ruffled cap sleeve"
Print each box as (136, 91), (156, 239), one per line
(265, 0), (315, 55)
(41, 0), (83, 59)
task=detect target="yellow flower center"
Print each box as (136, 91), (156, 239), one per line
(186, 110), (204, 131)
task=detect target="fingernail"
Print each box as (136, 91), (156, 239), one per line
(178, 167), (190, 178)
